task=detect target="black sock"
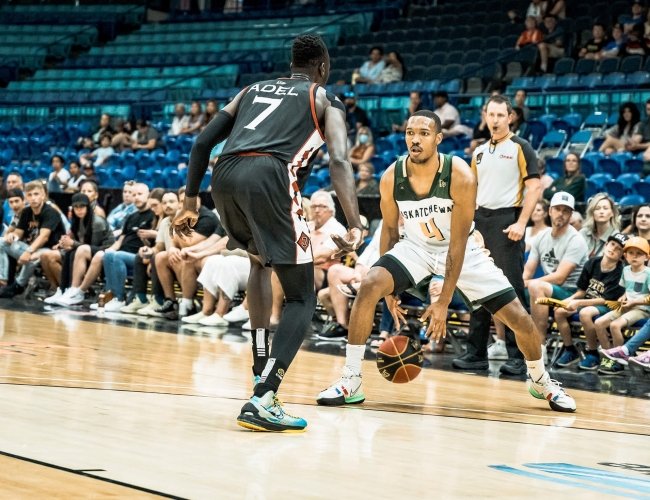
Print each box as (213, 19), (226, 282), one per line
(566, 345), (577, 354)
(586, 349), (599, 357)
(252, 328), (270, 377)
(254, 358), (288, 397)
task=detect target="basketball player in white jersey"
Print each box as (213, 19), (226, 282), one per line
(317, 110), (576, 412)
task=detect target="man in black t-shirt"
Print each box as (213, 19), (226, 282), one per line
(578, 24), (608, 59)
(90, 183), (154, 311)
(341, 92), (370, 134)
(0, 181), (65, 297)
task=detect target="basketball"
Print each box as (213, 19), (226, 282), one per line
(376, 335), (424, 383)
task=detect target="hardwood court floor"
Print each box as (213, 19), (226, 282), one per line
(0, 308), (650, 499)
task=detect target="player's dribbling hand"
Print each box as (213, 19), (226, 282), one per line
(420, 302), (448, 342)
(386, 294), (407, 328)
(331, 228), (362, 259)
(170, 208), (199, 240)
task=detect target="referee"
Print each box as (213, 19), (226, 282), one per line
(452, 95), (541, 375)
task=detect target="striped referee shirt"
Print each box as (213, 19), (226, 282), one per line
(471, 133), (539, 210)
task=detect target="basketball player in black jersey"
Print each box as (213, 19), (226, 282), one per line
(171, 34), (363, 432)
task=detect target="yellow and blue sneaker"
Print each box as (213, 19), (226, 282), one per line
(237, 391), (307, 433)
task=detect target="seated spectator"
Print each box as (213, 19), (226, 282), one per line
(525, 199), (550, 251)
(570, 211), (584, 231)
(627, 99), (650, 162)
(80, 113), (114, 150)
(465, 105), (490, 156)
(169, 104), (190, 136)
(3, 173), (23, 227)
(578, 23), (609, 59)
(107, 180), (137, 234)
(526, 0), (545, 23)
(511, 107), (531, 140)
(543, 153), (586, 202)
(343, 92), (370, 133)
(201, 99), (218, 131)
(537, 158), (555, 190)
(141, 187), (165, 236)
(132, 119), (160, 152)
(355, 162), (380, 196)
(516, 17), (543, 49)
(48, 154), (70, 194)
(41, 193), (114, 302)
(41, 180), (70, 233)
(179, 101), (204, 136)
(110, 119), (133, 153)
(624, 0), (645, 34)
(2, 188), (25, 240)
(599, 102), (641, 155)
(538, 15), (565, 72)
(580, 193), (620, 258)
(525, 192), (589, 347)
(120, 191), (180, 314)
(514, 89), (530, 120)
(375, 51), (405, 83)
(66, 161), (86, 192)
(599, 24), (626, 59)
(82, 163), (98, 184)
(0, 181), (66, 298)
(91, 134), (114, 166)
(594, 237), (650, 375)
(433, 91), (471, 137)
(354, 46), (386, 84)
(601, 312), (650, 369)
(554, 233), (627, 369)
(644, 8), (650, 40)
(620, 23), (650, 57)
(392, 92), (423, 133)
(79, 181), (106, 218)
(349, 127), (376, 171)
(545, 0), (565, 19)
(623, 204), (650, 237)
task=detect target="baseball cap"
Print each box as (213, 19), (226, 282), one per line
(624, 236), (650, 255)
(71, 193), (90, 207)
(608, 233), (628, 249)
(549, 191), (575, 210)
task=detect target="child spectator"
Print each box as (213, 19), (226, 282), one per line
(66, 161), (86, 192)
(516, 17), (543, 49)
(601, 317), (650, 368)
(91, 134), (115, 166)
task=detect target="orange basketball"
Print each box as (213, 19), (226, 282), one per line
(376, 335), (423, 383)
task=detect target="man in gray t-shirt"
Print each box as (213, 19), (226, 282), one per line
(524, 192), (588, 345)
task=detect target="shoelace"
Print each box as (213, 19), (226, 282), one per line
(272, 395), (299, 419)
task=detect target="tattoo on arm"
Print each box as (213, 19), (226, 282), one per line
(444, 253), (453, 281)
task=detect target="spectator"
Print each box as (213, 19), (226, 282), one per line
(525, 199), (550, 251)
(41, 193), (114, 302)
(66, 161), (86, 192)
(601, 311), (650, 369)
(644, 8), (650, 39)
(628, 98), (650, 162)
(599, 102), (641, 155)
(120, 190), (180, 314)
(2, 189), (25, 237)
(355, 162), (380, 196)
(594, 236), (650, 375)
(91, 134), (114, 166)
(538, 14), (565, 72)
(580, 193), (621, 258)
(179, 101), (204, 136)
(578, 23), (609, 59)
(515, 89), (531, 120)
(392, 92), (423, 133)
(82, 163), (98, 184)
(511, 107), (531, 140)
(354, 46), (386, 84)
(516, 16), (543, 49)
(624, 0), (646, 34)
(142, 187), (165, 234)
(525, 192), (589, 349)
(0, 181), (66, 298)
(0, 172), (7, 202)
(342, 92), (370, 133)
(433, 91), (471, 137)
(375, 51), (405, 83)
(169, 104), (190, 136)
(3, 173), (23, 227)
(570, 211), (584, 231)
(465, 105), (490, 155)
(48, 154), (70, 194)
(543, 153), (586, 202)
(599, 24), (626, 59)
(81, 113), (114, 149)
(526, 0), (545, 23)
(538, 158), (555, 190)
(620, 23), (650, 57)
(349, 127), (375, 171)
(623, 204), (650, 237)
(132, 119), (160, 152)
(106, 181), (137, 233)
(88, 183), (153, 311)
(202, 99), (218, 130)
(554, 233), (627, 369)
(79, 181), (106, 218)
(545, 0), (565, 19)
(110, 119), (133, 153)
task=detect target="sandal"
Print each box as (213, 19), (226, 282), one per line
(337, 283), (358, 298)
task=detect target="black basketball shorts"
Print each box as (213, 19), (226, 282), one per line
(211, 154), (313, 267)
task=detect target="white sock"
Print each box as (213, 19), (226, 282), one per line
(345, 344), (365, 374)
(181, 298), (193, 308)
(622, 345), (630, 355)
(526, 357), (547, 383)
(496, 339), (505, 346)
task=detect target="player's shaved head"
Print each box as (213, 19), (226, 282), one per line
(291, 34), (328, 70)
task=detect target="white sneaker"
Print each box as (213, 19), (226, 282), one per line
(182, 311), (208, 324)
(316, 366), (365, 406)
(198, 313), (228, 326)
(61, 287), (85, 306)
(90, 303), (98, 310)
(487, 340), (508, 360)
(178, 301), (195, 318)
(137, 301), (159, 316)
(120, 296), (149, 314)
(528, 372), (576, 412)
(223, 304), (250, 323)
(103, 298), (126, 312)
(542, 344), (548, 365)
(44, 288), (64, 305)
(241, 320), (252, 331)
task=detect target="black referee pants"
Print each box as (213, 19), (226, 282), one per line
(466, 207), (526, 360)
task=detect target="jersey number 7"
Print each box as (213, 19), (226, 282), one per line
(244, 96), (283, 130)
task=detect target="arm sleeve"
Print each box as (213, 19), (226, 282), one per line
(185, 110), (235, 198)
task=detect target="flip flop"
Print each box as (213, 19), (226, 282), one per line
(337, 283), (358, 298)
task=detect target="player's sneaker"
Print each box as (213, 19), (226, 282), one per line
(629, 351), (650, 369)
(527, 373), (577, 412)
(237, 391), (307, 433)
(556, 349), (579, 367)
(487, 340), (508, 360)
(316, 366), (365, 406)
(601, 346), (629, 365)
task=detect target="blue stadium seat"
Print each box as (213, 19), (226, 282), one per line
(597, 72), (626, 89)
(303, 175), (320, 196)
(585, 179), (599, 201)
(583, 151), (604, 170)
(589, 172), (613, 188)
(619, 194), (645, 205)
(616, 172), (641, 190)
(575, 58), (596, 75)
(553, 58), (575, 75)
(545, 157), (564, 176)
(597, 57), (620, 74)
(580, 158), (595, 177)
(624, 158), (644, 173)
(526, 120), (546, 149)
(538, 131), (566, 151)
(599, 158), (621, 177)
(610, 151), (632, 169)
(605, 181), (625, 200)
(577, 73), (602, 89)
(621, 55), (643, 73)
(438, 137), (458, 154)
(633, 181), (650, 201)
(538, 114), (558, 132)
(623, 71), (650, 88)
